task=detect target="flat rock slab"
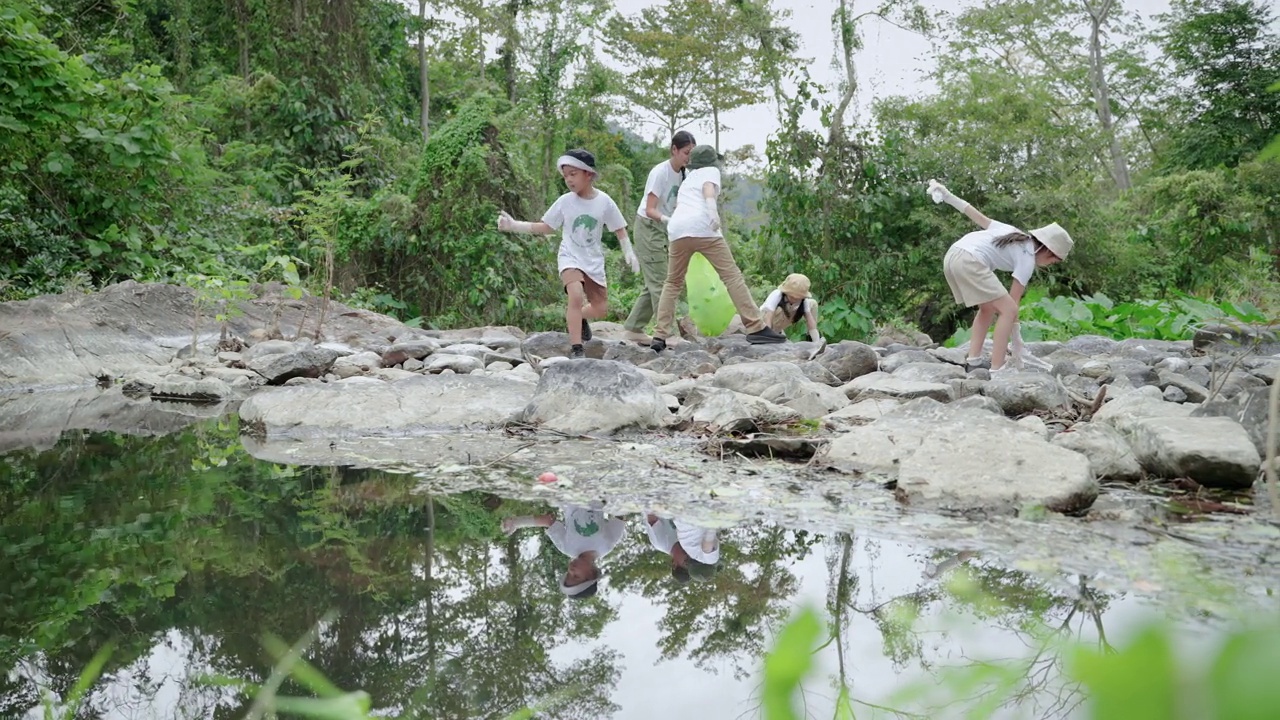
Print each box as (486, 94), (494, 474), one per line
(841, 372), (954, 403)
(823, 398), (1097, 515)
(898, 430), (1097, 515)
(1124, 416), (1261, 489)
(239, 374), (535, 437)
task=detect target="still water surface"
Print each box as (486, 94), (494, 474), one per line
(0, 418), (1229, 719)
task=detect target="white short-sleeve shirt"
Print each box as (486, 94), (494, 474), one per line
(541, 190), (627, 286)
(636, 161), (684, 219)
(546, 506), (625, 560)
(667, 166), (721, 241)
(951, 220), (1038, 286)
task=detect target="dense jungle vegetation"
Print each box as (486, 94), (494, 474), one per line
(1, 0), (1277, 342)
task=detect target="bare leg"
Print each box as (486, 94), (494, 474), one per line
(967, 305), (997, 360)
(566, 281), (587, 344)
(988, 294), (1019, 369)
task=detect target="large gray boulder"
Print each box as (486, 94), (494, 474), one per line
(332, 350), (383, 379)
(712, 361), (847, 419)
(679, 386), (801, 433)
(515, 359), (669, 435)
(896, 430), (1096, 515)
(1125, 416), (1261, 489)
(248, 346), (341, 385)
(240, 374), (535, 436)
(982, 372), (1068, 415)
(816, 341), (879, 382)
(380, 339), (441, 366)
(1050, 422), (1143, 481)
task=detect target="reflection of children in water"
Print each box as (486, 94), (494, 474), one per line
(503, 505), (625, 599)
(643, 513), (721, 584)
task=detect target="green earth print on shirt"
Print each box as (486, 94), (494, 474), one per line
(573, 518), (600, 536)
(571, 214), (600, 246)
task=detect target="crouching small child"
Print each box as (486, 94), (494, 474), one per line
(503, 504), (625, 599)
(498, 149), (639, 359)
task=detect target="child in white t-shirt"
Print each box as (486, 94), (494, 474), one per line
(497, 149), (639, 359)
(928, 179), (1074, 372)
(503, 505), (626, 599)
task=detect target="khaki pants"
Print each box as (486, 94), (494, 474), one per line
(623, 216), (668, 332)
(654, 236), (764, 340)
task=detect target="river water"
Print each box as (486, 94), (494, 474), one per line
(2, 414), (1277, 719)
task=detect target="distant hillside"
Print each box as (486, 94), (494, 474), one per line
(724, 173), (767, 230)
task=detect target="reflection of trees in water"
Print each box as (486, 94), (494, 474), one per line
(609, 525), (820, 680)
(0, 425), (623, 719)
(802, 533), (1117, 720)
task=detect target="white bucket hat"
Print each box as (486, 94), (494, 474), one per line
(1029, 223), (1074, 260)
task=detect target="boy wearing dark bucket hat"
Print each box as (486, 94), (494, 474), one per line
(650, 144), (786, 352)
(928, 179), (1073, 373)
(498, 149), (639, 359)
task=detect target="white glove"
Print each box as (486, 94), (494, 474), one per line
(926, 179), (970, 212)
(705, 197), (721, 232)
(497, 211), (534, 233)
(619, 236), (640, 273)
(659, 214), (670, 225)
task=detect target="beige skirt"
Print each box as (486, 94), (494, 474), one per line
(943, 247), (1006, 307)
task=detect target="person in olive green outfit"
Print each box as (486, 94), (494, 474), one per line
(621, 131), (697, 345)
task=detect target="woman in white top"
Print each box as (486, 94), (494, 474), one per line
(621, 131), (696, 345)
(928, 179), (1074, 372)
(649, 145), (786, 353)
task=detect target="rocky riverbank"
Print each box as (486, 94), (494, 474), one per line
(1, 282), (1276, 519)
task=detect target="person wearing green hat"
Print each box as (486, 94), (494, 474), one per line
(649, 144), (786, 353)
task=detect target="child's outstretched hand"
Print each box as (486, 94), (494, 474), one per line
(497, 210), (514, 232)
(927, 179), (949, 204)
(623, 247), (639, 273)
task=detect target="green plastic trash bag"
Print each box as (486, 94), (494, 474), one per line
(686, 253), (736, 336)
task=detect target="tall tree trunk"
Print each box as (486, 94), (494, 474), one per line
(233, 0), (250, 82)
(1086, 0), (1131, 191)
(499, 0), (521, 102)
(713, 105), (720, 151)
(418, 0), (430, 141)
(820, 0), (860, 256)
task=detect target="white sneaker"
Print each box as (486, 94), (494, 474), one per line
(623, 330), (652, 345)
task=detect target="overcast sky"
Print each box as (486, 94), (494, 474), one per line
(610, 0), (1173, 154)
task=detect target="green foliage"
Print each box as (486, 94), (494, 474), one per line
(384, 96), (558, 328)
(947, 291), (1266, 346)
(1156, 0), (1280, 171)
